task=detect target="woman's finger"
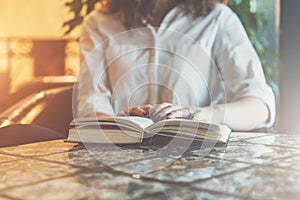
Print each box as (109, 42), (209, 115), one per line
(141, 104), (153, 117)
(118, 110), (128, 116)
(128, 106), (146, 117)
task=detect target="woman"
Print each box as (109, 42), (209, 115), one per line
(77, 0), (275, 131)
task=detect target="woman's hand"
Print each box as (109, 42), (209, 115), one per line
(149, 103), (199, 122)
(118, 97), (270, 131)
(118, 104), (153, 118)
(119, 103), (213, 123)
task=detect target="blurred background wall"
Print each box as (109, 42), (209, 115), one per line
(278, 0), (300, 133)
(0, 0), (80, 38)
(0, 0), (80, 97)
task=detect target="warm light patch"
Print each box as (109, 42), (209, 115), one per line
(20, 101), (47, 124)
(10, 55), (34, 93)
(0, 0), (72, 38)
(0, 40), (8, 72)
(0, 120), (12, 128)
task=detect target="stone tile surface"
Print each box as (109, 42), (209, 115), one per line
(0, 133), (300, 199)
(0, 154), (19, 164)
(193, 166), (300, 199)
(0, 158), (82, 190)
(0, 140), (81, 157)
(207, 143), (300, 164)
(2, 172), (238, 200)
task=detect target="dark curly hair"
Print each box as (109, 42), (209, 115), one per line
(100, 0), (220, 29)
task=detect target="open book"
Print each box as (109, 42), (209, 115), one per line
(67, 117), (231, 147)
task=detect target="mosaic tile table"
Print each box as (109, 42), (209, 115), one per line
(0, 132), (300, 200)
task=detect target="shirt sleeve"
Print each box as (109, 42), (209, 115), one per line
(212, 7), (276, 128)
(76, 13), (114, 117)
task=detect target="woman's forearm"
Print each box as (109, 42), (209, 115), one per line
(195, 97), (269, 131)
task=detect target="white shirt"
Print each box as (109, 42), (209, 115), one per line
(77, 3), (275, 127)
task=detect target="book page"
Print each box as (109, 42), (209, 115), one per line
(72, 116), (154, 130)
(107, 116), (153, 130)
(68, 127), (142, 144)
(146, 118), (221, 132)
(145, 118), (231, 143)
(119, 116), (154, 129)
